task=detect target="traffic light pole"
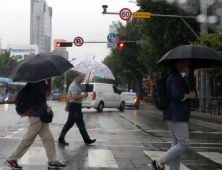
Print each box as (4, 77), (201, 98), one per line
(102, 11), (196, 19)
(102, 11), (198, 38)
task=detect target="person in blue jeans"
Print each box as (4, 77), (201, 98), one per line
(152, 60), (196, 170)
(5, 79), (66, 170)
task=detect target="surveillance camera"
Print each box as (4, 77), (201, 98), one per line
(102, 5), (108, 9)
(102, 5), (108, 13)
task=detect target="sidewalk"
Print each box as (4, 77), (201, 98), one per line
(146, 104), (222, 125)
(191, 111), (222, 125)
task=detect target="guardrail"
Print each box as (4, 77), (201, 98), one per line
(147, 96), (222, 115)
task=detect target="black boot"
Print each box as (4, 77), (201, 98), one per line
(85, 139), (96, 145)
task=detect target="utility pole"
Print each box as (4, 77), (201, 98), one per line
(200, 0), (209, 105)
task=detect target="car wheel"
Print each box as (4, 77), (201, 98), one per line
(119, 102), (125, 112)
(97, 102), (104, 112)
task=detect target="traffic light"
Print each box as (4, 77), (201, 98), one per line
(56, 42), (73, 47)
(118, 42), (136, 50)
(118, 42), (124, 50)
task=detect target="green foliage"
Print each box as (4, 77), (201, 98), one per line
(0, 51), (17, 78)
(52, 70), (77, 91)
(138, 0), (199, 73)
(103, 0), (200, 84)
(193, 33), (222, 79)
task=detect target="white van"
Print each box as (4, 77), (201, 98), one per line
(80, 83), (125, 112)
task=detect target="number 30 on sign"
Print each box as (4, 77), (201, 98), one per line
(119, 8), (132, 21)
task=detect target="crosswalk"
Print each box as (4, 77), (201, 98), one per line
(15, 147), (222, 169)
(144, 151), (190, 170)
(198, 152), (222, 165)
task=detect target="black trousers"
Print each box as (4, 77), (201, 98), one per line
(58, 102), (90, 142)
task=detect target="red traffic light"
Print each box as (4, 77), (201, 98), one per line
(56, 42), (72, 47)
(56, 42), (61, 47)
(118, 42), (125, 50)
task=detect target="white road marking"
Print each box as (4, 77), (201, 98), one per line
(190, 147), (222, 149)
(1, 136), (222, 145)
(190, 118), (222, 130)
(52, 128), (140, 132)
(88, 150), (118, 168)
(101, 144), (144, 147)
(144, 151), (190, 170)
(145, 130), (222, 134)
(19, 147), (47, 165)
(198, 152), (222, 165)
(12, 131), (18, 134)
(18, 128), (23, 131)
(4, 135), (13, 138)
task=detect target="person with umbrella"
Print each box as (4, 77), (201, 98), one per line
(57, 72), (96, 146)
(5, 53), (72, 170)
(152, 59), (196, 170)
(5, 79), (67, 170)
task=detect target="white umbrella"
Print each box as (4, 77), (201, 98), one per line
(71, 58), (115, 80)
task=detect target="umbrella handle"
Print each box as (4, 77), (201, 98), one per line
(85, 83), (89, 92)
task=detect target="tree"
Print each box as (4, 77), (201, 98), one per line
(193, 33), (222, 80)
(52, 70), (77, 91)
(103, 0), (201, 95)
(138, 0), (200, 74)
(0, 51), (17, 77)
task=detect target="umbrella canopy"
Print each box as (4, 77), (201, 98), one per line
(10, 53), (73, 82)
(71, 58), (115, 80)
(157, 45), (222, 68)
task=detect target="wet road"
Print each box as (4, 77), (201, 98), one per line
(0, 101), (222, 170)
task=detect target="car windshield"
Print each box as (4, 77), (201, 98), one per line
(8, 84), (18, 94)
(80, 84), (94, 92)
(0, 83), (8, 95)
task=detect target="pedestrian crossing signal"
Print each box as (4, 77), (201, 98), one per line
(56, 42), (73, 47)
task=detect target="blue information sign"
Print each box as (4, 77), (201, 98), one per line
(107, 33), (117, 43)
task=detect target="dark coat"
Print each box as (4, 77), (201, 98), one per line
(163, 68), (190, 122)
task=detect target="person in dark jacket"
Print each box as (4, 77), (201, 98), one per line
(152, 60), (196, 170)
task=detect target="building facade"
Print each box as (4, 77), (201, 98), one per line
(7, 44), (38, 62)
(30, 0), (52, 53)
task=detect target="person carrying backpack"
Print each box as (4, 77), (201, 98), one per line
(152, 59), (196, 170)
(5, 79), (66, 170)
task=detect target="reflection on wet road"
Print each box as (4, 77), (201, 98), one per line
(0, 101), (222, 169)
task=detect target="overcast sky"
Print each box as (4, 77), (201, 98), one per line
(0, 0), (139, 62)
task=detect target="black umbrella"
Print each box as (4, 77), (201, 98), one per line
(157, 45), (222, 68)
(10, 53), (73, 82)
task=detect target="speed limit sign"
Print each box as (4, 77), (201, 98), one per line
(119, 8), (132, 21)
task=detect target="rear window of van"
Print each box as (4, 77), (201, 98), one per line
(80, 84), (94, 92)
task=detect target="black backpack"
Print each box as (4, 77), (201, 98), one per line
(152, 75), (170, 111)
(15, 83), (37, 116)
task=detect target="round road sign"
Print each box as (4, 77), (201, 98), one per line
(74, 37), (84, 47)
(119, 8), (132, 21)
(107, 33), (117, 43)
